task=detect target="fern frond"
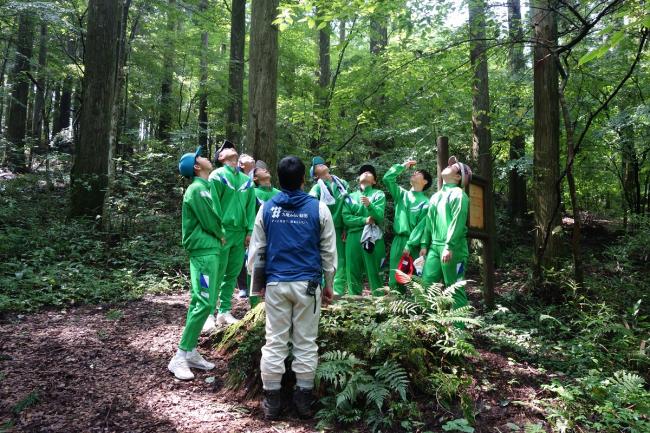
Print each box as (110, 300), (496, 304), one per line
(375, 360), (409, 401)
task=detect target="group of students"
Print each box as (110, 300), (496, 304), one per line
(168, 140), (472, 419)
(308, 155), (472, 308)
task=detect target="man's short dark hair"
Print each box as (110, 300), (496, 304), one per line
(277, 156), (305, 190)
(416, 169), (433, 190)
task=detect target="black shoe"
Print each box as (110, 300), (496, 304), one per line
(292, 387), (314, 419)
(262, 389), (283, 420)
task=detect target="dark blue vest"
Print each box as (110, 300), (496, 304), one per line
(262, 190), (322, 283)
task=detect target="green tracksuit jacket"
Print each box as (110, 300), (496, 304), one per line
(410, 182), (469, 308)
(255, 185), (281, 210)
(247, 185), (280, 308)
(342, 186), (386, 295)
(310, 177), (350, 295)
(178, 177), (224, 351)
(382, 164), (429, 290)
(209, 165), (256, 313)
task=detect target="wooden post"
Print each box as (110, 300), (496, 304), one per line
(436, 136), (449, 190)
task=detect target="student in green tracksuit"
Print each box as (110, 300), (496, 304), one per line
(205, 141), (256, 330)
(383, 160), (432, 293)
(248, 160), (280, 307)
(410, 158), (471, 309)
(309, 156), (350, 296)
(343, 164), (386, 296)
(168, 147), (225, 380)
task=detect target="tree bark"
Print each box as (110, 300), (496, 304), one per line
(369, 14), (387, 152)
(247, 0), (279, 174)
(5, 11), (35, 172)
(157, 0), (176, 143)
(531, 0), (561, 279)
(339, 19), (346, 43)
(198, 0), (209, 151)
(469, 0), (496, 309)
(32, 22), (48, 152)
(226, 0), (246, 146)
(313, 17), (330, 149)
(69, 0), (120, 217)
(0, 35), (12, 134)
(507, 0), (528, 221)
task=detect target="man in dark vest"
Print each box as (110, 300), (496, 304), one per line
(247, 156), (336, 420)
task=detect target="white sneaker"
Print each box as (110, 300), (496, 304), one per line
(216, 311), (239, 325)
(168, 353), (194, 380)
(201, 314), (216, 334)
(186, 349), (215, 370)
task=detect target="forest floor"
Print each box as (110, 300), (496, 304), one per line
(0, 284), (552, 433)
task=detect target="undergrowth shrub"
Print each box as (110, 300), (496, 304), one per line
(0, 153), (187, 313)
(215, 280), (480, 431)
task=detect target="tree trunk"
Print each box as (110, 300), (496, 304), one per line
(226, 0), (246, 146)
(369, 14), (387, 152)
(247, 0), (279, 174)
(559, 82), (584, 285)
(0, 36), (12, 134)
(198, 0), (209, 151)
(157, 0), (176, 143)
(339, 19), (346, 43)
(111, 0), (132, 160)
(507, 0), (528, 221)
(531, 0), (561, 280)
(313, 16), (330, 149)
(32, 22), (48, 153)
(51, 84), (61, 136)
(69, 0), (120, 217)
(5, 11), (35, 172)
(469, 0), (496, 309)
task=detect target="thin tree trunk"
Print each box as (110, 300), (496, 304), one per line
(31, 22), (48, 153)
(339, 19), (346, 43)
(469, 0), (496, 309)
(157, 0), (176, 143)
(507, 0), (527, 221)
(531, 0), (561, 283)
(5, 11), (35, 172)
(198, 0), (209, 150)
(226, 0), (246, 146)
(559, 81), (584, 285)
(0, 36), (13, 134)
(247, 0), (279, 174)
(369, 14), (387, 152)
(313, 16), (330, 149)
(69, 0), (120, 217)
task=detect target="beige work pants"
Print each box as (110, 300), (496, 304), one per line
(260, 281), (321, 390)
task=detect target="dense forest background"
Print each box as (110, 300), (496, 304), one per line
(0, 0), (648, 432)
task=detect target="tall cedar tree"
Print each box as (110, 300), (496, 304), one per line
(226, 0), (246, 146)
(247, 0), (279, 173)
(69, 0), (120, 217)
(469, 0), (496, 309)
(5, 11), (34, 172)
(157, 0), (176, 143)
(507, 0), (528, 221)
(531, 0), (561, 276)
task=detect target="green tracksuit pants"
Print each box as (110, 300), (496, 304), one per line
(388, 234), (420, 293)
(345, 230), (385, 296)
(179, 254), (221, 351)
(214, 230), (246, 314)
(333, 227), (347, 296)
(421, 244), (468, 309)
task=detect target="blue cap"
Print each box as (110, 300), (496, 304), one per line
(310, 156), (326, 179)
(178, 146), (202, 178)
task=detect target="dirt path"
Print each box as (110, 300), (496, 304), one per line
(0, 294), (314, 433)
(1, 291), (551, 432)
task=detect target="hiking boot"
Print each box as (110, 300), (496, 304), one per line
(262, 389), (283, 420)
(216, 311), (239, 325)
(292, 387), (314, 419)
(185, 349), (215, 370)
(201, 314), (216, 334)
(168, 353), (194, 380)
